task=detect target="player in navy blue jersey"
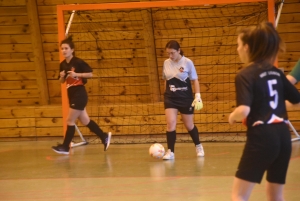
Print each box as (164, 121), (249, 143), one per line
(162, 40), (204, 160)
(52, 36), (111, 155)
(229, 22), (300, 201)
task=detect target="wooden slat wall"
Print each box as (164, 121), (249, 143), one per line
(0, 0), (300, 140)
(0, 0), (38, 106)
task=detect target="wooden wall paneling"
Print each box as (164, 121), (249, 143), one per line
(0, 118), (35, 128)
(0, 99), (40, 106)
(0, 24), (31, 34)
(0, 0), (26, 6)
(280, 2), (300, 13)
(0, 80), (37, 89)
(280, 32), (300, 42)
(0, 107), (35, 118)
(0, 6), (27, 15)
(279, 13), (300, 23)
(0, 15), (29, 25)
(0, 35), (31, 44)
(0, 71), (36, 80)
(141, 8), (160, 102)
(286, 42), (300, 52)
(0, 44), (32, 53)
(277, 23), (300, 33)
(27, 0), (49, 105)
(0, 62), (35, 71)
(279, 52), (300, 61)
(0, 53), (35, 62)
(0, 127), (36, 138)
(0, 89), (39, 98)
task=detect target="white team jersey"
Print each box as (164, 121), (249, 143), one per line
(162, 56), (198, 81)
(162, 56), (198, 103)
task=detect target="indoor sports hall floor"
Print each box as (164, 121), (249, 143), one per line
(0, 141), (299, 201)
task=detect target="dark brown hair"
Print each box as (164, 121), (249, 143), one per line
(165, 40), (184, 56)
(60, 35), (75, 49)
(238, 21), (285, 65)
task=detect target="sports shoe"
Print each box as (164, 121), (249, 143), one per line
(52, 145), (69, 155)
(104, 132), (112, 151)
(163, 149), (175, 160)
(196, 144), (205, 157)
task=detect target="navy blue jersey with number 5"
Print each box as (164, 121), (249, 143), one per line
(235, 63), (300, 127)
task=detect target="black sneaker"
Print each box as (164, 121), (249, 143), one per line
(52, 145), (69, 155)
(104, 132), (112, 151)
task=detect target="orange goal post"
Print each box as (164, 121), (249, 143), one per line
(56, 0), (277, 143)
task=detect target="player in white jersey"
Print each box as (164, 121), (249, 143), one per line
(162, 40), (204, 160)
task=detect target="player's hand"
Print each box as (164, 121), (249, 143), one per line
(228, 113), (236, 125)
(191, 93), (203, 110)
(242, 118), (247, 127)
(59, 70), (66, 78)
(67, 71), (78, 78)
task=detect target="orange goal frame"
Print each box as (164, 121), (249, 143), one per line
(56, 0), (275, 134)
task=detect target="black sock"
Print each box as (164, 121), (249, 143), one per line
(188, 126), (200, 146)
(62, 125), (75, 148)
(166, 130), (176, 153)
(87, 120), (106, 143)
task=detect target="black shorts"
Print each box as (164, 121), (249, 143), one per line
(164, 98), (194, 114)
(236, 123), (291, 184)
(67, 85), (88, 110)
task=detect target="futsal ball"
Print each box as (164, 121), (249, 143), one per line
(149, 143), (165, 159)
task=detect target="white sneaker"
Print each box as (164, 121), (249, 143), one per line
(196, 144), (205, 157)
(163, 149), (175, 160)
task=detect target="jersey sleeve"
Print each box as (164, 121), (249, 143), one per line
(235, 73), (253, 107)
(187, 60), (198, 80)
(162, 61), (166, 80)
(289, 59), (300, 82)
(79, 59), (93, 73)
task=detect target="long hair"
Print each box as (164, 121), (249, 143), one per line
(165, 40), (184, 56)
(238, 21), (285, 66)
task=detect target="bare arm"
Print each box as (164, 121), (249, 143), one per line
(229, 105), (250, 125)
(59, 70), (66, 83)
(77, 72), (93, 78)
(285, 100), (300, 111)
(67, 71), (93, 79)
(286, 74), (297, 85)
(191, 79), (200, 93)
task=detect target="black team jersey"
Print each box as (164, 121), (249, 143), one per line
(59, 57), (92, 89)
(235, 63), (300, 127)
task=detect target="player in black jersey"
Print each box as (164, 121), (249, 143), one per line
(162, 40), (204, 160)
(52, 36), (111, 155)
(228, 22), (300, 201)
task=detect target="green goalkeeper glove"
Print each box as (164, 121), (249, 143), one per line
(191, 93), (203, 110)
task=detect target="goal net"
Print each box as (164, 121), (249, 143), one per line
(57, 0), (274, 143)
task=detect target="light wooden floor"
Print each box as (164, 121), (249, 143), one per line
(0, 141), (299, 201)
